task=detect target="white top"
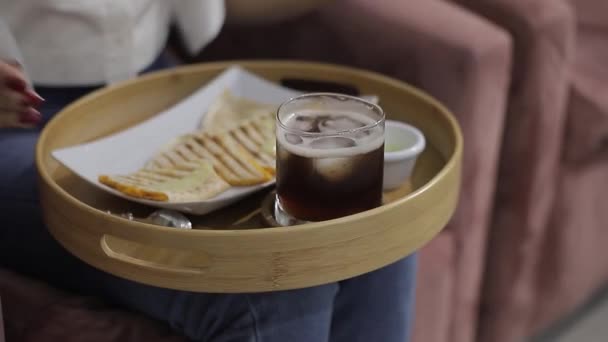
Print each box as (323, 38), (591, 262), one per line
(0, 0), (225, 86)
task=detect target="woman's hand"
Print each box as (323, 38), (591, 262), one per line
(0, 59), (44, 128)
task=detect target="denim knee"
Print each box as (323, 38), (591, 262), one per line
(0, 128), (75, 283)
(0, 128), (39, 202)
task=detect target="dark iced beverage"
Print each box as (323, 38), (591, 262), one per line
(275, 93), (385, 223)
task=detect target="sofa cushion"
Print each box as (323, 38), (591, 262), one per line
(564, 26), (608, 165)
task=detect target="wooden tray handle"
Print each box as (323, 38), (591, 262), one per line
(100, 234), (211, 275)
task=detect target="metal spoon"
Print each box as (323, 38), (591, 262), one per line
(106, 209), (192, 229)
(146, 209), (192, 229)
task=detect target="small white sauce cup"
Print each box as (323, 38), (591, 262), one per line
(383, 120), (426, 190)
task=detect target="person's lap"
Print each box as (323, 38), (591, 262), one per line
(0, 56), (417, 342)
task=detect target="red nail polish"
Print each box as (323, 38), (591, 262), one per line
(19, 116), (40, 125)
(24, 90), (45, 108)
(19, 108), (42, 125)
(5, 79), (26, 92)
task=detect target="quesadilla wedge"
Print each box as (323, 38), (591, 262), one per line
(200, 90), (277, 133)
(98, 160), (230, 202)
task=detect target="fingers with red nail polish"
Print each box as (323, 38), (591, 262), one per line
(0, 109), (37, 128)
(24, 90), (45, 108)
(19, 107), (42, 125)
(0, 90), (28, 112)
(5, 78), (27, 92)
(0, 59), (42, 128)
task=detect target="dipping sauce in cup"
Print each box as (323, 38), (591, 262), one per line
(383, 120), (426, 190)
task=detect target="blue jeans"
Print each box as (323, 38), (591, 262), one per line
(0, 55), (417, 342)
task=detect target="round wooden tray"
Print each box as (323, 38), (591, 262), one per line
(36, 61), (462, 293)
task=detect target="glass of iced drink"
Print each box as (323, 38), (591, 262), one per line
(275, 93), (385, 224)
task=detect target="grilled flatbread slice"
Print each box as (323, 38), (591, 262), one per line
(98, 160), (230, 202)
(200, 90), (277, 133)
(212, 132), (274, 180)
(230, 119), (276, 174)
(192, 132), (272, 185)
(146, 131), (273, 186)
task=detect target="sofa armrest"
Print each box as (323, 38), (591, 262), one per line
(455, 0), (577, 341)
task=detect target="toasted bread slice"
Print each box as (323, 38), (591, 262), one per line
(99, 160), (230, 202)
